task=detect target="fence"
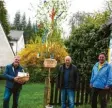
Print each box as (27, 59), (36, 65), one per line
(44, 75), (112, 107)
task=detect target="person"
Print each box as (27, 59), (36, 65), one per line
(3, 56), (26, 108)
(56, 56), (79, 108)
(90, 52), (112, 108)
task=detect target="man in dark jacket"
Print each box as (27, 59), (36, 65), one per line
(57, 56), (79, 108)
(3, 56), (25, 108)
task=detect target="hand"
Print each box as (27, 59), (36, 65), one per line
(90, 84), (93, 88)
(14, 77), (25, 84)
(26, 73), (30, 77)
(104, 86), (109, 90)
(14, 77), (19, 82)
(17, 80), (25, 84)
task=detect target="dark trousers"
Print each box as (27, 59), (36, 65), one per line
(3, 87), (21, 108)
(91, 87), (107, 108)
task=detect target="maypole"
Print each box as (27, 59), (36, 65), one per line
(35, 0), (68, 107)
(44, 6), (57, 108)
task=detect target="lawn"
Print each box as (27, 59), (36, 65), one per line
(0, 81), (112, 108)
(0, 81), (45, 108)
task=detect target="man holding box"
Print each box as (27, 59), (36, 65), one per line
(3, 56), (25, 108)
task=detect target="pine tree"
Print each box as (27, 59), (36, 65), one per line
(13, 11), (21, 30)
(0, 1), (10, 35)
(21, 12), (27, 30)
(27, 18), (32, 30)
(24, 18), (33, 43)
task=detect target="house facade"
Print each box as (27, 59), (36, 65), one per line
(9, 30), (25, 55)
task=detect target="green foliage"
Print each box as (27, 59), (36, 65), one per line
(31, 0), (68, 44)
(13, 11), (21, 30)
(19, 40), (68, 66)
(47, 25), (63, 43)
(12, 11), (34, 43)
(66, 11), (110, 76)
(25, 67), (48, 82)
(69, 12), (88, 28)
(19, 0), (69, 82)
(106, 0), (112, 14)
(35, 0), (68, 26)
(19, 36), (68, 82)
(24, 18), (34, 44)
(0, 1), (10, 35)
(24, 66), (60, 82)
(83, 11), (110, 28)
(21, 12), (27, 30)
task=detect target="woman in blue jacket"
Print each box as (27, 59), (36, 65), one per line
(90, 52), (112, 108)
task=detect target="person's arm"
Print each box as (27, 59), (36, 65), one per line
(3, 65), (14, 81)
(105, 65), (112, 88)
(90, 68), (94, 88)
(56, 66), (61, 89)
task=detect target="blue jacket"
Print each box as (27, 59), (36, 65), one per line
(90, 62), (112, 89)
(4, 64), (23, 89)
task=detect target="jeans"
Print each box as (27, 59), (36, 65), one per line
(3, 87), (21, 108)
(61, 89), (75, 108)
(91, 87), (107, 108)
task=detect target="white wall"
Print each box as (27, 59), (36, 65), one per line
(0, 23), (14, 66)
(10, 34), (25, 55)
(17, 34), (25, 53)
(10, 41), (17, 55)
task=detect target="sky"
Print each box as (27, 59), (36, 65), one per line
(4, 0), (106, 22)
(4, 0), (106, 37)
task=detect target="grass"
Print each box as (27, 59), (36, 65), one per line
(0, 81), (45, 108)
(0, 81), (112, 108)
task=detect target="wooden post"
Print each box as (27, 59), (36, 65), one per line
(43, 68), (51, 108)
(44, 78), (49, 108)
(47, 68), (51, 104)
(43, 58), (57, 108)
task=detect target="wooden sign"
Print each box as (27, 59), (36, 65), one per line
(44, 58), (57, 68)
